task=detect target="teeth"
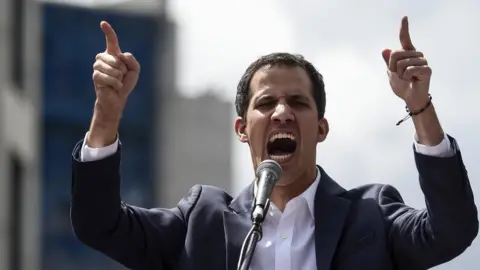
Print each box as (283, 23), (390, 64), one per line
(270, 153), (293, 162)
(268, 132), (296, 142)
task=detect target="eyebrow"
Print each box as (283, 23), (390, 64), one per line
(289, 94), (310, 102)
(254, 93), (311, 103)
(253, 94), (274, 103)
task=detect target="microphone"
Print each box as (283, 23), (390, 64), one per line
(238, 160), (282, 270)
(251, 159), (282, 223)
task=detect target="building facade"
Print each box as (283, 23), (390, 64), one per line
(41, 2), (169, 269)
(160, 92), (233, 207)
(0, 0), (233, 269)
(0, 0), (170, 269)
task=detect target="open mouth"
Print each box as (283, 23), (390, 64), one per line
(267, 132), (297, 162)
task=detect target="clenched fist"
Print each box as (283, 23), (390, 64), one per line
(88, 21), (141, 147)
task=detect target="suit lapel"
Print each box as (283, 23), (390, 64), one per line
(224, 183), (255, 270)
(314, 167), (351, 269)
(224, 210), (252, 270)
(223, 168), (351, 270)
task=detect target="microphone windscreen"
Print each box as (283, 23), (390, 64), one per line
(256, 159), (282, 180)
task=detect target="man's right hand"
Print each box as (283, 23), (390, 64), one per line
(88, 21), (141, 148)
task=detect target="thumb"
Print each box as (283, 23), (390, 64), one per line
(381, 49), (391, 66)
(118, 53), (140, 93)
(119, 53), (140, 73)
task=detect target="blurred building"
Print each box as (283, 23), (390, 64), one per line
(0, 0), (43, 269)
(40, 2), (169, 269)
(160, 92), (233, 206)
(0, 0), (233, 269)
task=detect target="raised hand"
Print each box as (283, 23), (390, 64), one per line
(382, 16), (431, 111)
(88, 21), (141, 147)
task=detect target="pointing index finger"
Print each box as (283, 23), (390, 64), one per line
(399, 16), (416, 51)
(100, 21), (122, 55)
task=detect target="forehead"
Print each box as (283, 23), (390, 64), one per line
(249, 65), (313, 98)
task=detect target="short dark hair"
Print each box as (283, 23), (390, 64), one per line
(235, 52), (326, 119)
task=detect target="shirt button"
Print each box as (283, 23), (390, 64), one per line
(280, 233), (288, 239)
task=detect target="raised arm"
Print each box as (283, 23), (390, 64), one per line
(70, 21), (193, 269)
(71, 139), (200, 269)
(380, 135), (477, 269)
(379, 16), (478, 268)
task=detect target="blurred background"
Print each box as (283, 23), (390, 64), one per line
(0, 0), (478, 269)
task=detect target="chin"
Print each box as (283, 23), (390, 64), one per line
(275, 177), (296, 187)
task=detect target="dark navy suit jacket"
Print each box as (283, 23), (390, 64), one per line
(70, 136), (478, 270)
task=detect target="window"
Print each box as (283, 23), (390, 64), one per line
(8, 152), (24, 270)
(11, 0), (24, 89)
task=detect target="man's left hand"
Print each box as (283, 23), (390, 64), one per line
(382, 16), (431, 112)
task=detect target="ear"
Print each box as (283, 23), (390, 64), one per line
(317, 117), (329, 143)
(234, 117), (249, 143)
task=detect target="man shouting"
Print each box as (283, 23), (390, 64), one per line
(70, 16), (478, 269)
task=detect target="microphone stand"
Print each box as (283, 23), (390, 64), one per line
(236, 200), (270, 270)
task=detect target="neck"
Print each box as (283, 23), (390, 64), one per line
(270, 166), (317, 212)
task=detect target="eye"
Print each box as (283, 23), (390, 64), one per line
(257, 100), (275, 108)
(290, 100), (308, 107)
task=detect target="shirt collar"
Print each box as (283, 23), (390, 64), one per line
(253, 167), (321, 218)
(300, 167), (321, 218)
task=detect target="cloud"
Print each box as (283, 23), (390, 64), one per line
(169, 0), (296, 100)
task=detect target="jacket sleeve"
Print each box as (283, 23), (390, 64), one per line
(379, 136), (478, 269)
(70, 139), (201, 270)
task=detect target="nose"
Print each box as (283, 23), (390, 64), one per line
(271, 102), (294, 124)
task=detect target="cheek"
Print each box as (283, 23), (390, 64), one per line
(299, 122), (319, 145)
(246, 119), (267, 150)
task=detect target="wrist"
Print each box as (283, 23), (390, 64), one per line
(405, 94), (430, 112)
(396, 94), (433, 126)
(88, 112), (120, 148)
(411, 104), (444, 146)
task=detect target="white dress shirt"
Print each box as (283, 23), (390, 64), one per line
(80, 132), (456, 270)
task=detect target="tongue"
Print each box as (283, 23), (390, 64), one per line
(270, 149), (291, 155)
